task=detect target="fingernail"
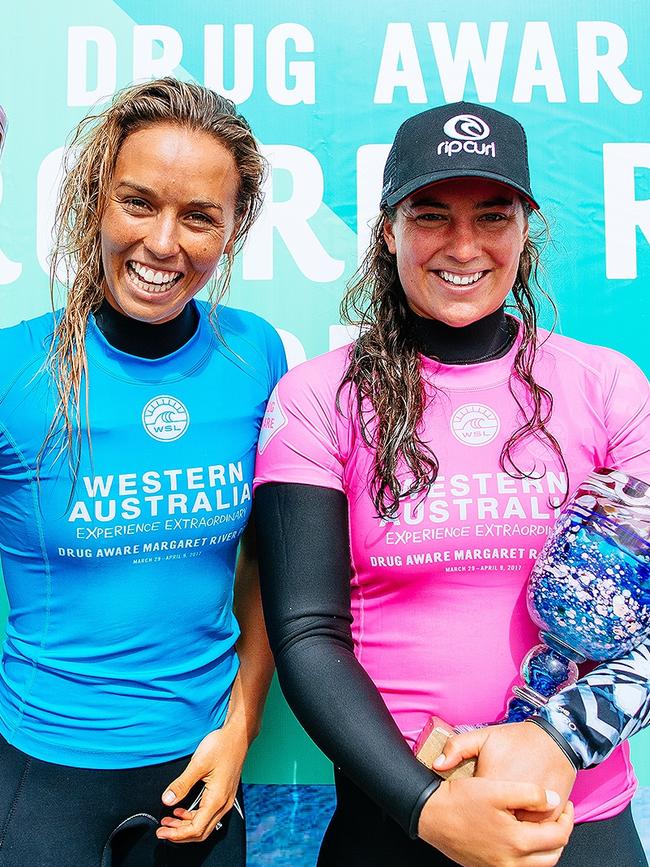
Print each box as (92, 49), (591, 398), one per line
(162, 790), (176, 805)
(432, 754), (446, 769)
(545, 789), (561, 807)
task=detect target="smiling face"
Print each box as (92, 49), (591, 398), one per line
(383, 177), (529, 328)
(100, 123), (240, 324)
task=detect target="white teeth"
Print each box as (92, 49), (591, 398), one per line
(128, 261), (181, 290)
(438, 270), (484, 286)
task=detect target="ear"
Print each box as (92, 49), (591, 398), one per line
(383, 217), (397, 255)
(521, 214), (529, 250)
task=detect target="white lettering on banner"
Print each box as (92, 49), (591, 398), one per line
(36, 147), (65, 279)
(32, 138), (646, 287)
(604, 143), (650, 279)
(242, 145), (344, 282)
(204, 24), (254, 103)
(373, 21), (640, 104)
(277, 329), (307, 369)
(263, 327), (358, 370)
(0, 172), (22, 284)
(374, 23), (427, 104)
(428, 22), (508, 103)
(577, 22), (642, 104)
(132, 25), (183, 82)
(266, 24), (315, 105)
(66, 24), (315, 107)
(512, 22), (566, 103)
(356, 144), (391, 264)
(67, 26), (117, 106)
(329, 324), (359, 351)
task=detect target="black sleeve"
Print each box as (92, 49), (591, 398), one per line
(254, 482), (441, 837)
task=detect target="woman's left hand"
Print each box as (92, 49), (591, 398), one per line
(156, 518), (273, 844)
(434, 721), (577, 823)
(156, 722), (247, 843)
(156, 519), (273, 843)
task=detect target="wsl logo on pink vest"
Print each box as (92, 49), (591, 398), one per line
(437, 113), (496, 159)
(451, 403), (500, 446)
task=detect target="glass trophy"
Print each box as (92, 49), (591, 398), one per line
(415, 468), (650, 779)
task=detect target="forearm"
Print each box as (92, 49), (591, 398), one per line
(227, 518), (275, 747)
(533, 639), (650, 768)
(254, 483), (441, 836)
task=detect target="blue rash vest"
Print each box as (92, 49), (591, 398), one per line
(0, 301), (286, 768)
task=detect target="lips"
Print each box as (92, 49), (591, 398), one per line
(436, 270), (486, 286)
(126, 260), (183, 293)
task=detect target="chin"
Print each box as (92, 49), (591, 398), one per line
(435, 311), (483, 329)
(437, 301), (502, 329)
(109, 292), (179, 325)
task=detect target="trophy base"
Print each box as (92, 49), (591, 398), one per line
(414, 717), (476, 780)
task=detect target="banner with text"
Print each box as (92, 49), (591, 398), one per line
(1, 0), (649, 783)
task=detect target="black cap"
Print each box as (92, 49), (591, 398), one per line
(381, 101), (538, 210)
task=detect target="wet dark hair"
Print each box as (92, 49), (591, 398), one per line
(338, 200), (567, 519)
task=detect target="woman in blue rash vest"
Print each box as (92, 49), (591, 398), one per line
(0, 79), (286, 866)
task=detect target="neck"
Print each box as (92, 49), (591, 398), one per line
(93, 299), (199, 359)
(406, 305), (516, 364)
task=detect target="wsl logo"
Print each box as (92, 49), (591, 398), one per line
(142, 395), (190, 442)
(451, 403), (500, 447)
(438, 114), (495, 158)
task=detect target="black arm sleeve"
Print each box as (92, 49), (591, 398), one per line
(254, 482), (441, 837)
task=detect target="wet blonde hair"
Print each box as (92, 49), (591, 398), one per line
(44, 77), (265, 472)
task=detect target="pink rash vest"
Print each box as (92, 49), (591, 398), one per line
(254, 323), (650, 822)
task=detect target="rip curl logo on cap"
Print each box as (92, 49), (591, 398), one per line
(443, 114), (490, 141)
(142, 395), (190, 442)
(257, 386), (288, 454)
(451, 403), (500, 447)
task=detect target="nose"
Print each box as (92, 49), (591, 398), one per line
(143, 212), (180, 260)
(445, 220), (481, 264)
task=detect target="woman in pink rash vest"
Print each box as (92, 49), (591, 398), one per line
(253, 102), (650, 866)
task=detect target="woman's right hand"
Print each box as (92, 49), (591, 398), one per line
(418, 778), (574, 867)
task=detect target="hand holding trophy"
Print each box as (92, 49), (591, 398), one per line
(415, 467), (650, 779)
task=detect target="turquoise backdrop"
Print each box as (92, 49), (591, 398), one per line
(1, 0), (649, 785)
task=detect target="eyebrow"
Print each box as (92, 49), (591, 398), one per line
(409, 196), (516, 210)
(115, 181), (224, 213)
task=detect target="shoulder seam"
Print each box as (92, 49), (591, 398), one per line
(540, 339), (603, 379)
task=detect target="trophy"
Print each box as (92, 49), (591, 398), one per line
(415, 468), (650, 779)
